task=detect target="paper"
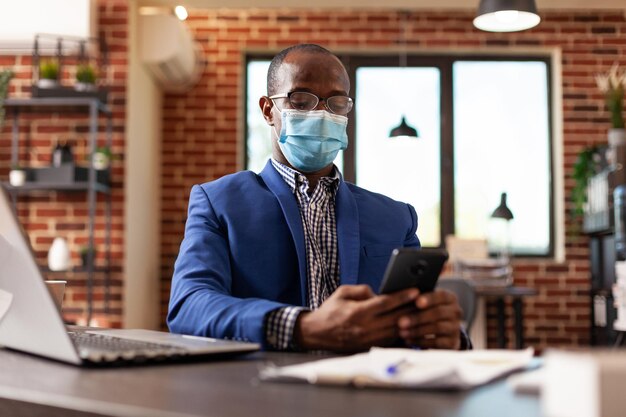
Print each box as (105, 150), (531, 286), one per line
(0, 288), (13, 324)
(260, 347), (534, 390)
(507, 367), (544, 395)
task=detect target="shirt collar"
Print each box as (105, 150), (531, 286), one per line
(270, 158), (341, 194)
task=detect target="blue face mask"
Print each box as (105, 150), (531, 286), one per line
(273, 109), (348, 173)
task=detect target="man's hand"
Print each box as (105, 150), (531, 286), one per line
(294, 285), (419, 352)
(397, 289), (463, 350)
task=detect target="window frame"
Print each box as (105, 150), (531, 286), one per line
(244, 53), (554, 258)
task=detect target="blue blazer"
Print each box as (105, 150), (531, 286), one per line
(167, 161), (420, 348)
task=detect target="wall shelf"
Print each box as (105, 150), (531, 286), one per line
(3, 96), (113, 325)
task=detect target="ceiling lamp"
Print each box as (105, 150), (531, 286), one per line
(473, 0), (540, 32)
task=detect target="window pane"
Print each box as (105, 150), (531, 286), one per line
(356, 67), (441, 247)
(246, 60), (343, 173)
(246, 61), (272, 173)
(453, 61), (551, 255)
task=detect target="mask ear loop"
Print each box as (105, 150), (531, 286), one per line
(269, 98), (282, 141)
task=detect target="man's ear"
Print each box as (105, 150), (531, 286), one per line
(259, 96), (275, 126)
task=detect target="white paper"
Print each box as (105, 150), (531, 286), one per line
(0, 288), (13, 324)
(260, 347), (534, 390)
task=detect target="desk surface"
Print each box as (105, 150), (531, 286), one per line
(0, 348), (540, 417)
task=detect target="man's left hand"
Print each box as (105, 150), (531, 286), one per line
(397, 289), (463, 350)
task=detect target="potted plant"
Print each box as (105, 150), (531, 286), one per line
(79, 245), (97, 268)
(75, 63), (97, 92)
(572, 146), (601, 218)
(9, 163), (26, 187)
(38, 59), (59, 88)
(92, 146), (112, 170)
(0, 69), (13, 130)
(595, 63), (626, 147)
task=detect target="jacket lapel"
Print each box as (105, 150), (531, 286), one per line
(259, 161), (308, 304)
(336, 182), (360, 285)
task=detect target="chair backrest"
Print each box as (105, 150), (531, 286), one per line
(437, 278), (476, 333)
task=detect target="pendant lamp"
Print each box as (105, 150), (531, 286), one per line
(473, 0), (540, 33)
(489, 192), (515, 260)
(389, 116), (419, 138)
(389, 11), (419, 139)
(491, 192), (514, 221)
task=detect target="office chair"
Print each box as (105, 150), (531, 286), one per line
(437, 278), (477, 333)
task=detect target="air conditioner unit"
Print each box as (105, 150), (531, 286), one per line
(140, 13), (203, 92)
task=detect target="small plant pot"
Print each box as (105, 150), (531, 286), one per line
(80, 249), (97, 268)
(9, 169), (26, 186)
(75, 82), (96, 92)
(92, 152), (110, 170)
(37, 79), (58, 89)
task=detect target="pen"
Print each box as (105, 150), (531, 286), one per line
(385, 359), (413, 376)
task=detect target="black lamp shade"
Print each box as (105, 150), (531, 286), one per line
(474, 0), (540, 32)
(491, 192), (514, 221)
(389, 116), (419, 138)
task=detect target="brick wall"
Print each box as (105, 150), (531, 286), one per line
(0, 1), (127, 327)
(160, 8), (626, 350)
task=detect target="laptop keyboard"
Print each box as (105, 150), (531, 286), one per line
(69, 332), (189, 363)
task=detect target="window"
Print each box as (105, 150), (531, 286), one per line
(453, 61), (551, 256)
(355, 67), (441, 247)
(245, 54), (553, 257)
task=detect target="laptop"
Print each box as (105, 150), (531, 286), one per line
(0, 187), (260, 365)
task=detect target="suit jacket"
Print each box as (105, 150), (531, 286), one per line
(167, 160), (421, 348)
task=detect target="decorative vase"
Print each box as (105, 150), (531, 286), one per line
(9, 169), (26, 186)
(48, 237), (71, 271)
(608, 128), (626, 167)
(609, 128), (626, 148)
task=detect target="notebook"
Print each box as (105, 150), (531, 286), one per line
(0, 187), (259, 365)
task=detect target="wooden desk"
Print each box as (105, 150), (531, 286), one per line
(0, 348), (540, 417)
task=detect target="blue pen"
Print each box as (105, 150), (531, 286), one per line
(385, 359), (412, 376)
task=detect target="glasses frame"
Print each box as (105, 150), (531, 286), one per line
(269, 91), (354, 115)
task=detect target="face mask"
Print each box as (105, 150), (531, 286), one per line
(273, 109), (348, 173)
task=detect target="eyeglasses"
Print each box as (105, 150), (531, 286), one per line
(269, 91), (354, 115)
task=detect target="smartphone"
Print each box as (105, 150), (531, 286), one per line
(378, 248), (449, 295)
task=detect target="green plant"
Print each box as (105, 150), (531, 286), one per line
(79, 245), (97, 266)
(76, 64), (96, 84)
(94, 146), (112, 157)
(0, 69), (13, 130)
(595, 63), (626, 129)
(10, 163), (23, 171)
(39, 59), (59, 81)
(572, 146), (601, 217)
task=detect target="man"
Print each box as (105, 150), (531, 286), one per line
(168, 44), (466, 352)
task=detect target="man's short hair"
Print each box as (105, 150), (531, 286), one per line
(266, 44), (335, 96)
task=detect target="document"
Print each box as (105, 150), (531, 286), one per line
(260, 347), (534, 390)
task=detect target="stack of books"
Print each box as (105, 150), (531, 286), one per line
(454, 257), (513, 288)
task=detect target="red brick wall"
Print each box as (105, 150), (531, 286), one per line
(160, 8), (626, 350)
(0, 1), (127, 327)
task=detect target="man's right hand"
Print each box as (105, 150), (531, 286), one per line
(293, 285), (419, 352)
